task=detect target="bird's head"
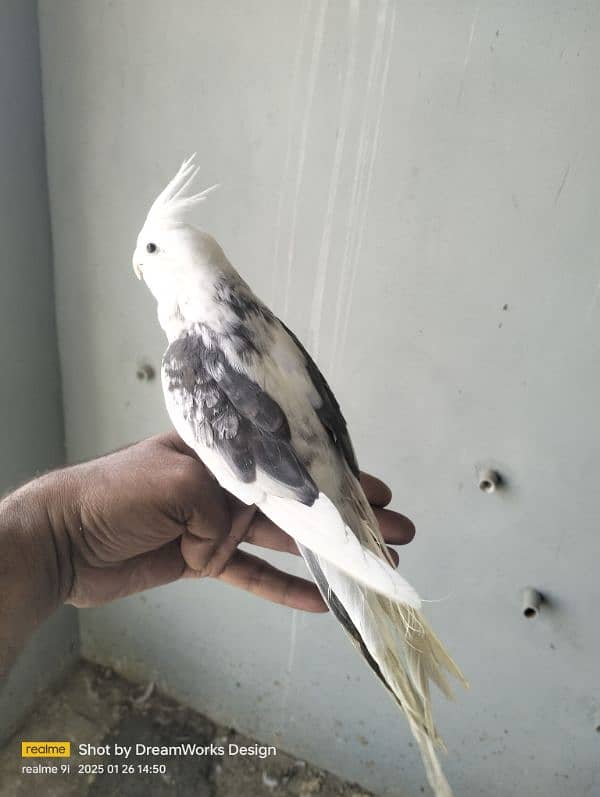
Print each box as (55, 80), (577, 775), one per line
(132, 156), (221, 310)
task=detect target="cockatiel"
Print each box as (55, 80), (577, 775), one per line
(132, 156), (466, 797)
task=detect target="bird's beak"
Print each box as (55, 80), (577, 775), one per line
(133, 262), (143, 280)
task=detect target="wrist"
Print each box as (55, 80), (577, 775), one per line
(0, 471), (76, 623)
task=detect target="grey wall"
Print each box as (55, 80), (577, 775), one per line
(0, 0), (78, 743)
(38, 2), (600, 795)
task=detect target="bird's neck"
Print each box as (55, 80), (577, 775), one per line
(158, 300), (190, 343)
(157, 278), (237, 344)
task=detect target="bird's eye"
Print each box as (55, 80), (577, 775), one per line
(146, 242), (158, 254)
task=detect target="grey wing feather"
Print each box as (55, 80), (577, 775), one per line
(163, 332), (318, 504)
(278, 319), (360, 477)
(217, 368), (290, 436)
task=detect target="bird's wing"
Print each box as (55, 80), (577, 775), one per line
(161, 325), (420, 606)
(162, 330), (318, 505)
(277, 319), (359, 478)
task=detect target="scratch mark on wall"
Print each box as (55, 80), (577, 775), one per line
(282, 0), (329, 319)
(456, 6), (480, 108)
(554, 163), (571, 206)
(279, 608), (298, 730)
(330, 0), (390, 376)
(270, 0), (312, 310)
(309, 0), (360, 358)
(336, 0), (396, 372)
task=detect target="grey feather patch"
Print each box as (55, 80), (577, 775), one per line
(278, 320), (360, 477)
(163, 331), (318, 504)
(214, 277), (275, 360)
(218, 369), (290, 436)
(214, 277), (275, 323)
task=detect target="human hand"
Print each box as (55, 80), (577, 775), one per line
(6, 432), (416, 612)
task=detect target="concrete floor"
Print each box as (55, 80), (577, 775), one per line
(0, 662), (373, 797)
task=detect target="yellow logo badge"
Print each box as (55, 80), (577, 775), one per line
(21, 742), (71, 758)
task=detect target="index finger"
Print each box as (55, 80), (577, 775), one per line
(199, 550), (328, 612)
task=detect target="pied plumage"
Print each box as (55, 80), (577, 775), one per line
(132, 157), (466, 796)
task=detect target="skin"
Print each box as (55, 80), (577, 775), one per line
(0, 432), (415, 679)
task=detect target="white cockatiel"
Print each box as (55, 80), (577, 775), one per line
(132, 157), (466, 797)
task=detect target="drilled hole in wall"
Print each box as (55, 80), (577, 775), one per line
(136, 364), (155, 381)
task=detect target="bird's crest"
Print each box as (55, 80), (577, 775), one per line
(145, 155), (219, 226)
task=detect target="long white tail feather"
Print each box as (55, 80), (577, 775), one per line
(311, 556), (464, 797)
(296, 466), (467, 797)
(411, 725), (454, 797)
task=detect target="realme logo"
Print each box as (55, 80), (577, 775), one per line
(21, 741), (71, 758)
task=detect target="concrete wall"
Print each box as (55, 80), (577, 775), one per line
(38, 2), (600, 795)
(0, 0), (78, 744)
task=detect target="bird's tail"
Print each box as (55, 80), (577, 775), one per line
(299, 470), (467, 797)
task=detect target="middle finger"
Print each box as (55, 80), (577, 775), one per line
(245, 509), (413, 554)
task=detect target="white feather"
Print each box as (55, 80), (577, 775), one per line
(261, 492), (421, 608)
(146, 154), (219, 226)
